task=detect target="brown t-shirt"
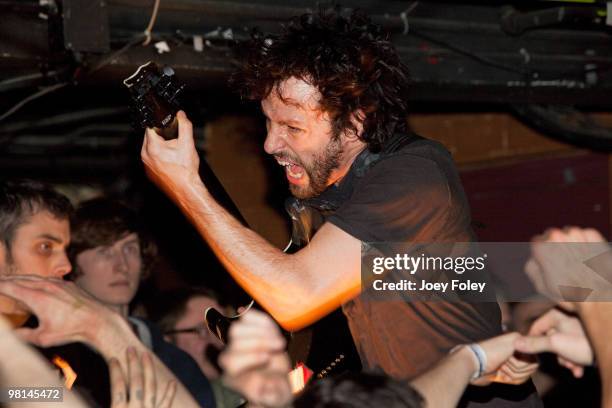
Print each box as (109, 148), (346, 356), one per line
(323, 138), (541, 407)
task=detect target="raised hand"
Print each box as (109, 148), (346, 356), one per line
(514, 308), (593, 378)
(109, 348), (177, 408)
(141, 110), (202, 202)
(0, 275), (120, 348)
(219, 310), (292, 408)
(526, 227), (612, 306)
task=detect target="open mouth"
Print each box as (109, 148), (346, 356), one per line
(276, 158), (305, 183)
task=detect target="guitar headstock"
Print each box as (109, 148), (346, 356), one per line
(123, 61), (185, 139)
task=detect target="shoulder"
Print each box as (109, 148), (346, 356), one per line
(368, 137), (452, 181)
(354, 137), (453, 203)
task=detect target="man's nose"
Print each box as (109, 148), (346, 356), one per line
(52, 252), (72, 278)
(263, 127), (286, 155)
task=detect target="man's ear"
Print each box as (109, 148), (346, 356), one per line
(345, 109), (365, 141)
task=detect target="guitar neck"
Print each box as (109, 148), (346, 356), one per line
(198, 153), (249, 227)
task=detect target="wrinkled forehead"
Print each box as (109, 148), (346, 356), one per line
(262, 77), (322, 115)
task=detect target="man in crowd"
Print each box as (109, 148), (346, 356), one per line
(141, 9), (540, 406)
(152, 288), (243, 407)
(68, 197), (215, 407)
(0, 180), (201, 407)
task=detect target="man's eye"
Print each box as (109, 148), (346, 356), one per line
(287, 125), (302, 134)
(97, 247), (112, 257)
(124, 244), (140, 255)
(38, 242), (52, 254)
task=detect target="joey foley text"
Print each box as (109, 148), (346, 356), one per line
(369, 253), (488, 293)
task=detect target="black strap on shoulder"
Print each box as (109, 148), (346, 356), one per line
(382, 132), (423, 154)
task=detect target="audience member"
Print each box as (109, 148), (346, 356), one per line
(68, 197), (215, 407)
(152, 288), (243, 408)
(0, 181), (201, 407)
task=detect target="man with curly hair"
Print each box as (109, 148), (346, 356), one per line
(142, 9), (541, 406)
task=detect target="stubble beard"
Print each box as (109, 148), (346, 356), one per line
(289, 136), (344, 200)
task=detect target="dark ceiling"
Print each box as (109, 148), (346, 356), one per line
(1, 0), (612, 184)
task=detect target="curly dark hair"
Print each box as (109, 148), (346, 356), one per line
(233, 8), (410, 152)
(67, 198), (157, 280)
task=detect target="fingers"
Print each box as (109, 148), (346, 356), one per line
(514, 335), (553, 355)
(141, 352), (156, 408)
(528, 308), (562, 336)
(220, 349), (274, 377)
(226, 324), (285, 352)
(127, 347), (145, 406)
(13, 327), (41, 344)
(558, 356), (584, 378)
(176, 110), (193, 143)
(0, 275), (63, 283)
(478, 332), (520, 371)
(227, 311), (286, 352)
(220, 310), (287, 378)
(497, 355), (539, 384)
(582, 228), (605, 243)
(504, 355), (538, 374)
(158, 380), (177, 408)
(0, 281), (41, 311)
(495, 365), (536, 385)
(109, 358), (128, 408)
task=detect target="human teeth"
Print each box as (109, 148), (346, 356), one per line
(287, 165), (303, 179)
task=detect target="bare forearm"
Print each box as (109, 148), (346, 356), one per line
(411, 348), (475, 408)
(576, 302), (612, 407)
(169, 175), (333, 328)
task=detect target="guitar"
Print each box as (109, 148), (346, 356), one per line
(124, 61), (360, 383)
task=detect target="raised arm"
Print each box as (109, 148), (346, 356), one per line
(141, 111), (361, 330)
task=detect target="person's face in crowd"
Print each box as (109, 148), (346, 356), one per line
(0, 211), (71, 278)
(0, 210), (71, 325)
(262, 77), (357, 199)
(171, 295), (225, 379)
(74, 233), (142, 311)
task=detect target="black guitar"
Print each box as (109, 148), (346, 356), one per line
(124, 61), (360, 384)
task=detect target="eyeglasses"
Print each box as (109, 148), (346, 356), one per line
(165, 325), (209, 337)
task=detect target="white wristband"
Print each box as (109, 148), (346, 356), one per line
(450, 343), (487, 380)
(466, 343), (487, 380)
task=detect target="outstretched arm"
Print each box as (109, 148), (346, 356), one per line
(141, 111), (361, 330)
(0, 277), (200, 408)
(411, 332), (537, 408)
